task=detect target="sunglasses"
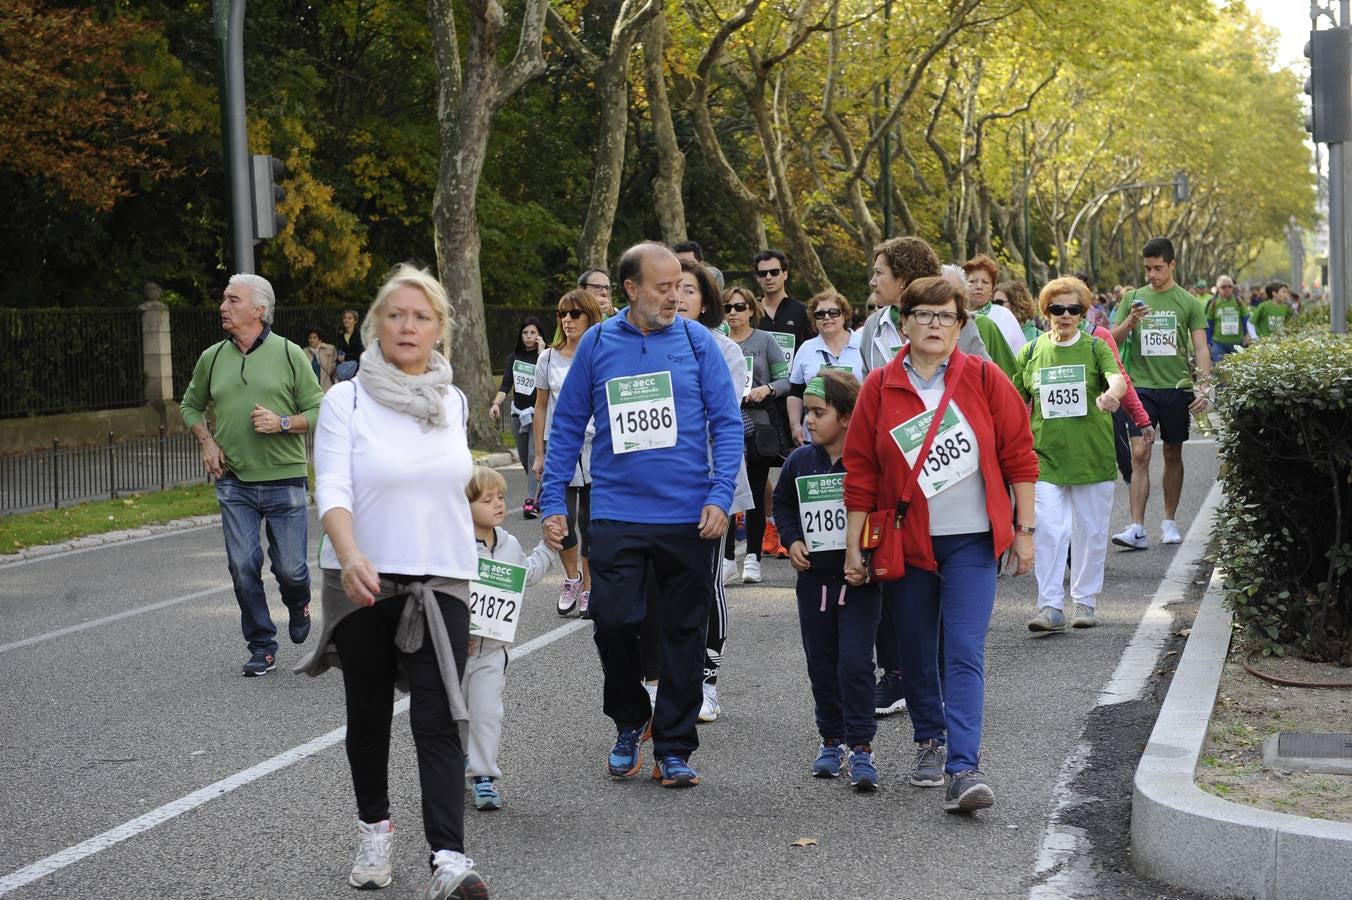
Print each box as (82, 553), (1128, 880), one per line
(1047, 304), (1084, 317)
(991, 298), (1008, 306)
(724, 302), (750, 313)
(756, 268), (782, 278)
(866, 303), (879, 311)
(812, 308), (843, 320)
(557, 308), (588, 320)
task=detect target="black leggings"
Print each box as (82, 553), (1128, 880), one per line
(727, 457), (773, 560)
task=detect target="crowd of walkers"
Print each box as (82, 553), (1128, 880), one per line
(182, 229), (1285, 897)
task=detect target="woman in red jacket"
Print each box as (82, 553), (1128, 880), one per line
(843, 276), (1038, 814)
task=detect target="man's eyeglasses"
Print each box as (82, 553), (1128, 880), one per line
(756, 268), (782, 278)
(724, 302), (750, 313)
(583, 283), (611, 293)
(992, 298), (1008, 306)
(908, 308), (960, 327)
(557, 308), (588, 320)
(865, 303), (879, 311)
(1047, 304), (1084, 317)
(812, 308), (843, 320)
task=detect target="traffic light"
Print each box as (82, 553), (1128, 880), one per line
(249, 154), (287, 240)
(1305, 28), (1352, 144)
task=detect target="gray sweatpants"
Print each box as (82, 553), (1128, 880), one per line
(459, 638), (508, 779)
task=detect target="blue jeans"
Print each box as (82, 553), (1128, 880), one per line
(893, 532), (996, 774)
(215, 476), (312, 655)
(1209, 340), (1242, 360)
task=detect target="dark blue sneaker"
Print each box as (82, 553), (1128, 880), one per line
(607, 720), (650, 778)
(874, 670), (907, 716)
(651, 754), (700, 788)
(242, 650), (275, 677)
(812, 743), (846, 778)
(849, 746), (879, 792)
(288, 603), (311, 644)
(944, 769), (994, 812)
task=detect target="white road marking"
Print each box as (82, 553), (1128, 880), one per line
(0, 586), (231, 656)
(0, 522), (219, 570)
(0, 617), (589, 895)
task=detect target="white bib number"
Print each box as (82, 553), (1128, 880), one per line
(607, 371), (677, 454)
(512, 359), (536, 396)
(1037, 364), (1087, 419)
(890, 404), (979, 499)
(1140, 312), (1178, 357)
(1219, 309), (1240, 336)
(742, 356), (754, 399)
(1271, 314), (1286, 332)
(469, 558), (526, 644)
(768, 332), (795, 379)
(795, 473), (846, 552)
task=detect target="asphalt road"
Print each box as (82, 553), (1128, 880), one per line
(0, 441), (1222, 899)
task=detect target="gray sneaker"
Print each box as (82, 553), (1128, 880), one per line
(1071, 603), (1097, 628)
(944, 769), (994, 813)
(1027, 606), (1066, 632)
(908, 739), (946, 787)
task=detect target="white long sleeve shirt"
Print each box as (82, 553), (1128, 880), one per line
(315, 379), (478, 579)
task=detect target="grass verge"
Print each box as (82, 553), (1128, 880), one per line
(1, 483), (220, 551)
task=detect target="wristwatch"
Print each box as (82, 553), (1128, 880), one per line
(279, 415), (291, 433)
(1014, 524), (1036, 535)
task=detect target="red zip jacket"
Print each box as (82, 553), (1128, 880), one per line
(843, 346), (1039, 571)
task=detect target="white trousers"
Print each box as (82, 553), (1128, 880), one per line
(459, 640), (508, 779)
(1033, 480), (1115, 610)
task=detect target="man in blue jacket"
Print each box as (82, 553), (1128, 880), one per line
(541, 242), (743, 788)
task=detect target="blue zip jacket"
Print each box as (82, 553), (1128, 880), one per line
(539, 308), (743, 524)
(773, 441), (847, 573)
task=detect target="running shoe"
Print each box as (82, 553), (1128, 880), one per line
(1160, 519), (1183, 544)
(349, 819), (394, 889)
(557, 577), (581, 616)
(1027, 606), (1067, 633)
(607, 720), (651, 778)
(849, 746), (879, 792)
(698, 682), (720, 723)
(471, 776), (502, 811)
(721, 558), (738, 585)
(1111, 523), (1148, 550)
(1071, 603), (1097, 629)
(242, 650), (275, 677)
(762, 520), (789, 559)
(651, 754), (700, 788)
(578, 590), (590, 619)
(874, 671), (907, 716)
(742, 556), (762, 584)
(425, 849), (487, 900)
(908, 739), (946, 787)
(812, 743), (847, 778)
(522, 498), (539, 520)
(944, 769), (994, 813)
(288, 603), (311, 644)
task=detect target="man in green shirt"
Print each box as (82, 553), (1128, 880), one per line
(181, 274), (324, 676)
(1108, 237), (1212, 550)
(1205, 275), (1249, 360)
(1252, 281), (1292, 338)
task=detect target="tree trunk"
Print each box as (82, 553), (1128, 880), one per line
(575, 49), (636, 269)
(644, 14), (687, 244)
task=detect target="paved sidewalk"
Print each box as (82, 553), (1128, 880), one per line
(1132, 572), (1352, 899)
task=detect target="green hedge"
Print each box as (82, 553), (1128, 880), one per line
(1213, 332), (1352, 663)
(1286, 300), (1352, 334)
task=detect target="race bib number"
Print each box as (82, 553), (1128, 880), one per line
(1140, 312), (1178, 357)
(1271, 314), (1287, 332)
(512, 359), (536, 396)
(1219, 309), (1240, 336)
(890, 404), (979, 499)
(607, 371), (677, 454)
(742, 356), (754, 399)
(1037, 365), (1087, 419)
(768, 332), (795, 379)
(469, 558), (526, 643)
(795, 473), (846, 552)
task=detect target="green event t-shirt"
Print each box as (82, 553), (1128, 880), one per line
(1252, 301), (1290, 338)
(974, 314), (1017, 380)
(1206, 296), (1247, 346)
(1110, 283), (1206, 389)
(1013, 332), (1120, 485)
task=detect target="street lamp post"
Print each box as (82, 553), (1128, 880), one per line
(213, 0), (254, 274)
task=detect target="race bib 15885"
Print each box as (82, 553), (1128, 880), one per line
(890, 404), (979, 499)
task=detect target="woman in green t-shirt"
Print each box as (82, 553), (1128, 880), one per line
(1012, 278), (1128, 634)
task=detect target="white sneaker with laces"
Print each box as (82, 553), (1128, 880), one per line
(1160, 519), (1183, 544)
(742, 556), (762, 583)
(1111, 524), (1148, 550)
(557, 577), (581, 615)
(721, 558), (738, 585)
(348, 819), (393, 889)
(698, 682), (721, 722)
(425, 849), (485, 900)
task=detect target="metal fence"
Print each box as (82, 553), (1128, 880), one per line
(1, 309), (144, 418)
(170, 307), (350, 399)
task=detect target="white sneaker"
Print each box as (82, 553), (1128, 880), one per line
(742, 556), (762, 583)
(1160, 519), (1183, 544)
(348, 819), (393, 889)
(1111, 524), (1148, 550)
(698, 682), (721, 722)
(425, 849), (485, 900)
(721, 558), (738, 585)
(557, 577), (581, 615)
(644, 681), (658, 711)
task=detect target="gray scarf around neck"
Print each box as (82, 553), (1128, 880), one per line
(356, 343), (454, 430)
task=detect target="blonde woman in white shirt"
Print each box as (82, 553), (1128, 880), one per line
(302, 264), (483, 899)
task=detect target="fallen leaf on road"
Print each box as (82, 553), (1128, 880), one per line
(790, 838), (818, 848)
(1177, 628), (1192, 637)
(1166, 650), (1178, 656)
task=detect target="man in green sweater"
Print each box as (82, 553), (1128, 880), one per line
(181, 274), (324, 676)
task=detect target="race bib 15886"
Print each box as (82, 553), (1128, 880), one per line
(606, 371), (677, 454)
(469, 557), (526, 643)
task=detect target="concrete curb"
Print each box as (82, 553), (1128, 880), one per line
(1131, 571), (1352, 899)
(0, 449), (521, 564)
